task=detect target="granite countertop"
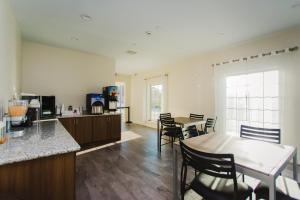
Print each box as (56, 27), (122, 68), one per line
(58, 113), (121, 119)
(0, 120), (80, 166)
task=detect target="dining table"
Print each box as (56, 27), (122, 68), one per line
(157, 117), (206, 152)
(172, 133), (298, 200)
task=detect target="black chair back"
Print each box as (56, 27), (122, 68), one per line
(205, 118), (215, 128)
(180, 141), (239, 199)
(160, 113), (171, 121)
(202, 118), (216, 134)
(161, 117), (176, 128)
(189, 113), (204, 120)
(240, 125), (281, 144)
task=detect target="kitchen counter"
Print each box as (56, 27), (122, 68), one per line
(0, 120), (80, 166)
(57, 113), (121, 119)
(58, 114), (121, 147)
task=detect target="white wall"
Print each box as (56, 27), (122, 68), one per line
(131, 26), (300, 161)
(0, 0), (22, 110)
(22, 41), (115, 108)
(131, 54), (215, 126)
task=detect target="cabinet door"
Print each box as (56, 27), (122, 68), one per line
(59, 118), (76, 139)
(75, 117), (93, 145)
(110, 115), (121, 140)
(92, 116), (108, 142)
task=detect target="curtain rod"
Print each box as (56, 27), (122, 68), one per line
(144, 74), (168, 81)
(212, 46), (298, 67)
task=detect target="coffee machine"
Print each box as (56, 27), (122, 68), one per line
(86, 93), (104, 114)
(103, 86), (118, 112)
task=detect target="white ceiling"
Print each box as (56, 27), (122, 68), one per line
(10, 0), (300, 74)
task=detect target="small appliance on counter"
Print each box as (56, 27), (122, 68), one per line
(25, 99), (41, 126)
(40, 96), (56, 119)
(103, 86), (118, 112)
(86, 93), (104, 114)
(21, 94), (40, 123)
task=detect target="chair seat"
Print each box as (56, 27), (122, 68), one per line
(254, 176), (300, 200)
(190, 173), (253, 200)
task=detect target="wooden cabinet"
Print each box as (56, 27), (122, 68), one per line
(0, 152), (75, 200)
(92, 116), (108, 142)
(59, 117), (76, 138)
(109, 115), (121, 140)
(59, 114), (121, 147)
(75, 117), (93, 145)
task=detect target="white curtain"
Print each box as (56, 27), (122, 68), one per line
(214, 51), (300, 152)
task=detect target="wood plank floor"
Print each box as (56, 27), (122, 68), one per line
(76, 123), (174, 200)
(76, 123), (300, 200)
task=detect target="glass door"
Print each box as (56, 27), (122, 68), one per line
(146, 76), (167, 122)
(149, 84), (163, 121)
(226, 70), (279, 135)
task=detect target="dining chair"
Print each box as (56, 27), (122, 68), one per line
(159, 117), (181, 148)
(160, 113), (172, 121)
(189, 113), (204, 120)
(177, 125), (199, 140)
(240, 125), (281, 144)
(189, 113), (205, 131)
(198, 117), (216, 135)
(240, 125), (281, 182)
(240, 126), (300, 199)
(179, 141), (253, 200)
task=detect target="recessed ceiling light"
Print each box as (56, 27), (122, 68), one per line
(126, 50), (137, 55)
(70, 36), (79, 41)
(80, 14), (92, 21)
(145, 31), (152, 36)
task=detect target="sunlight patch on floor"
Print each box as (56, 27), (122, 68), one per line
(76, 131), (141, 156)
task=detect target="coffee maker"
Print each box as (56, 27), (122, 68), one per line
(86, 93), (104, 114)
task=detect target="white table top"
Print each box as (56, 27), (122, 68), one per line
(173, 117), (206, 127)
(181, 133), (296, 176)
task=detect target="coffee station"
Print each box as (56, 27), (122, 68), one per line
(0, 86), (122, 200)
(59, 86), (121, 148)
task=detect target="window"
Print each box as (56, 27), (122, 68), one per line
(146, 75), (168, 122)
(226, 70), (279, 135)
(149, 84), (163, 121)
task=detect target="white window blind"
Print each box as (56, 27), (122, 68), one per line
(225, 70), (279, 135)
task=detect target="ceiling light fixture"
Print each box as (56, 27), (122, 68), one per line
(145, 31), (152, 36)
(80, 14), (92, 21)
(126, 50), (137, 55)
